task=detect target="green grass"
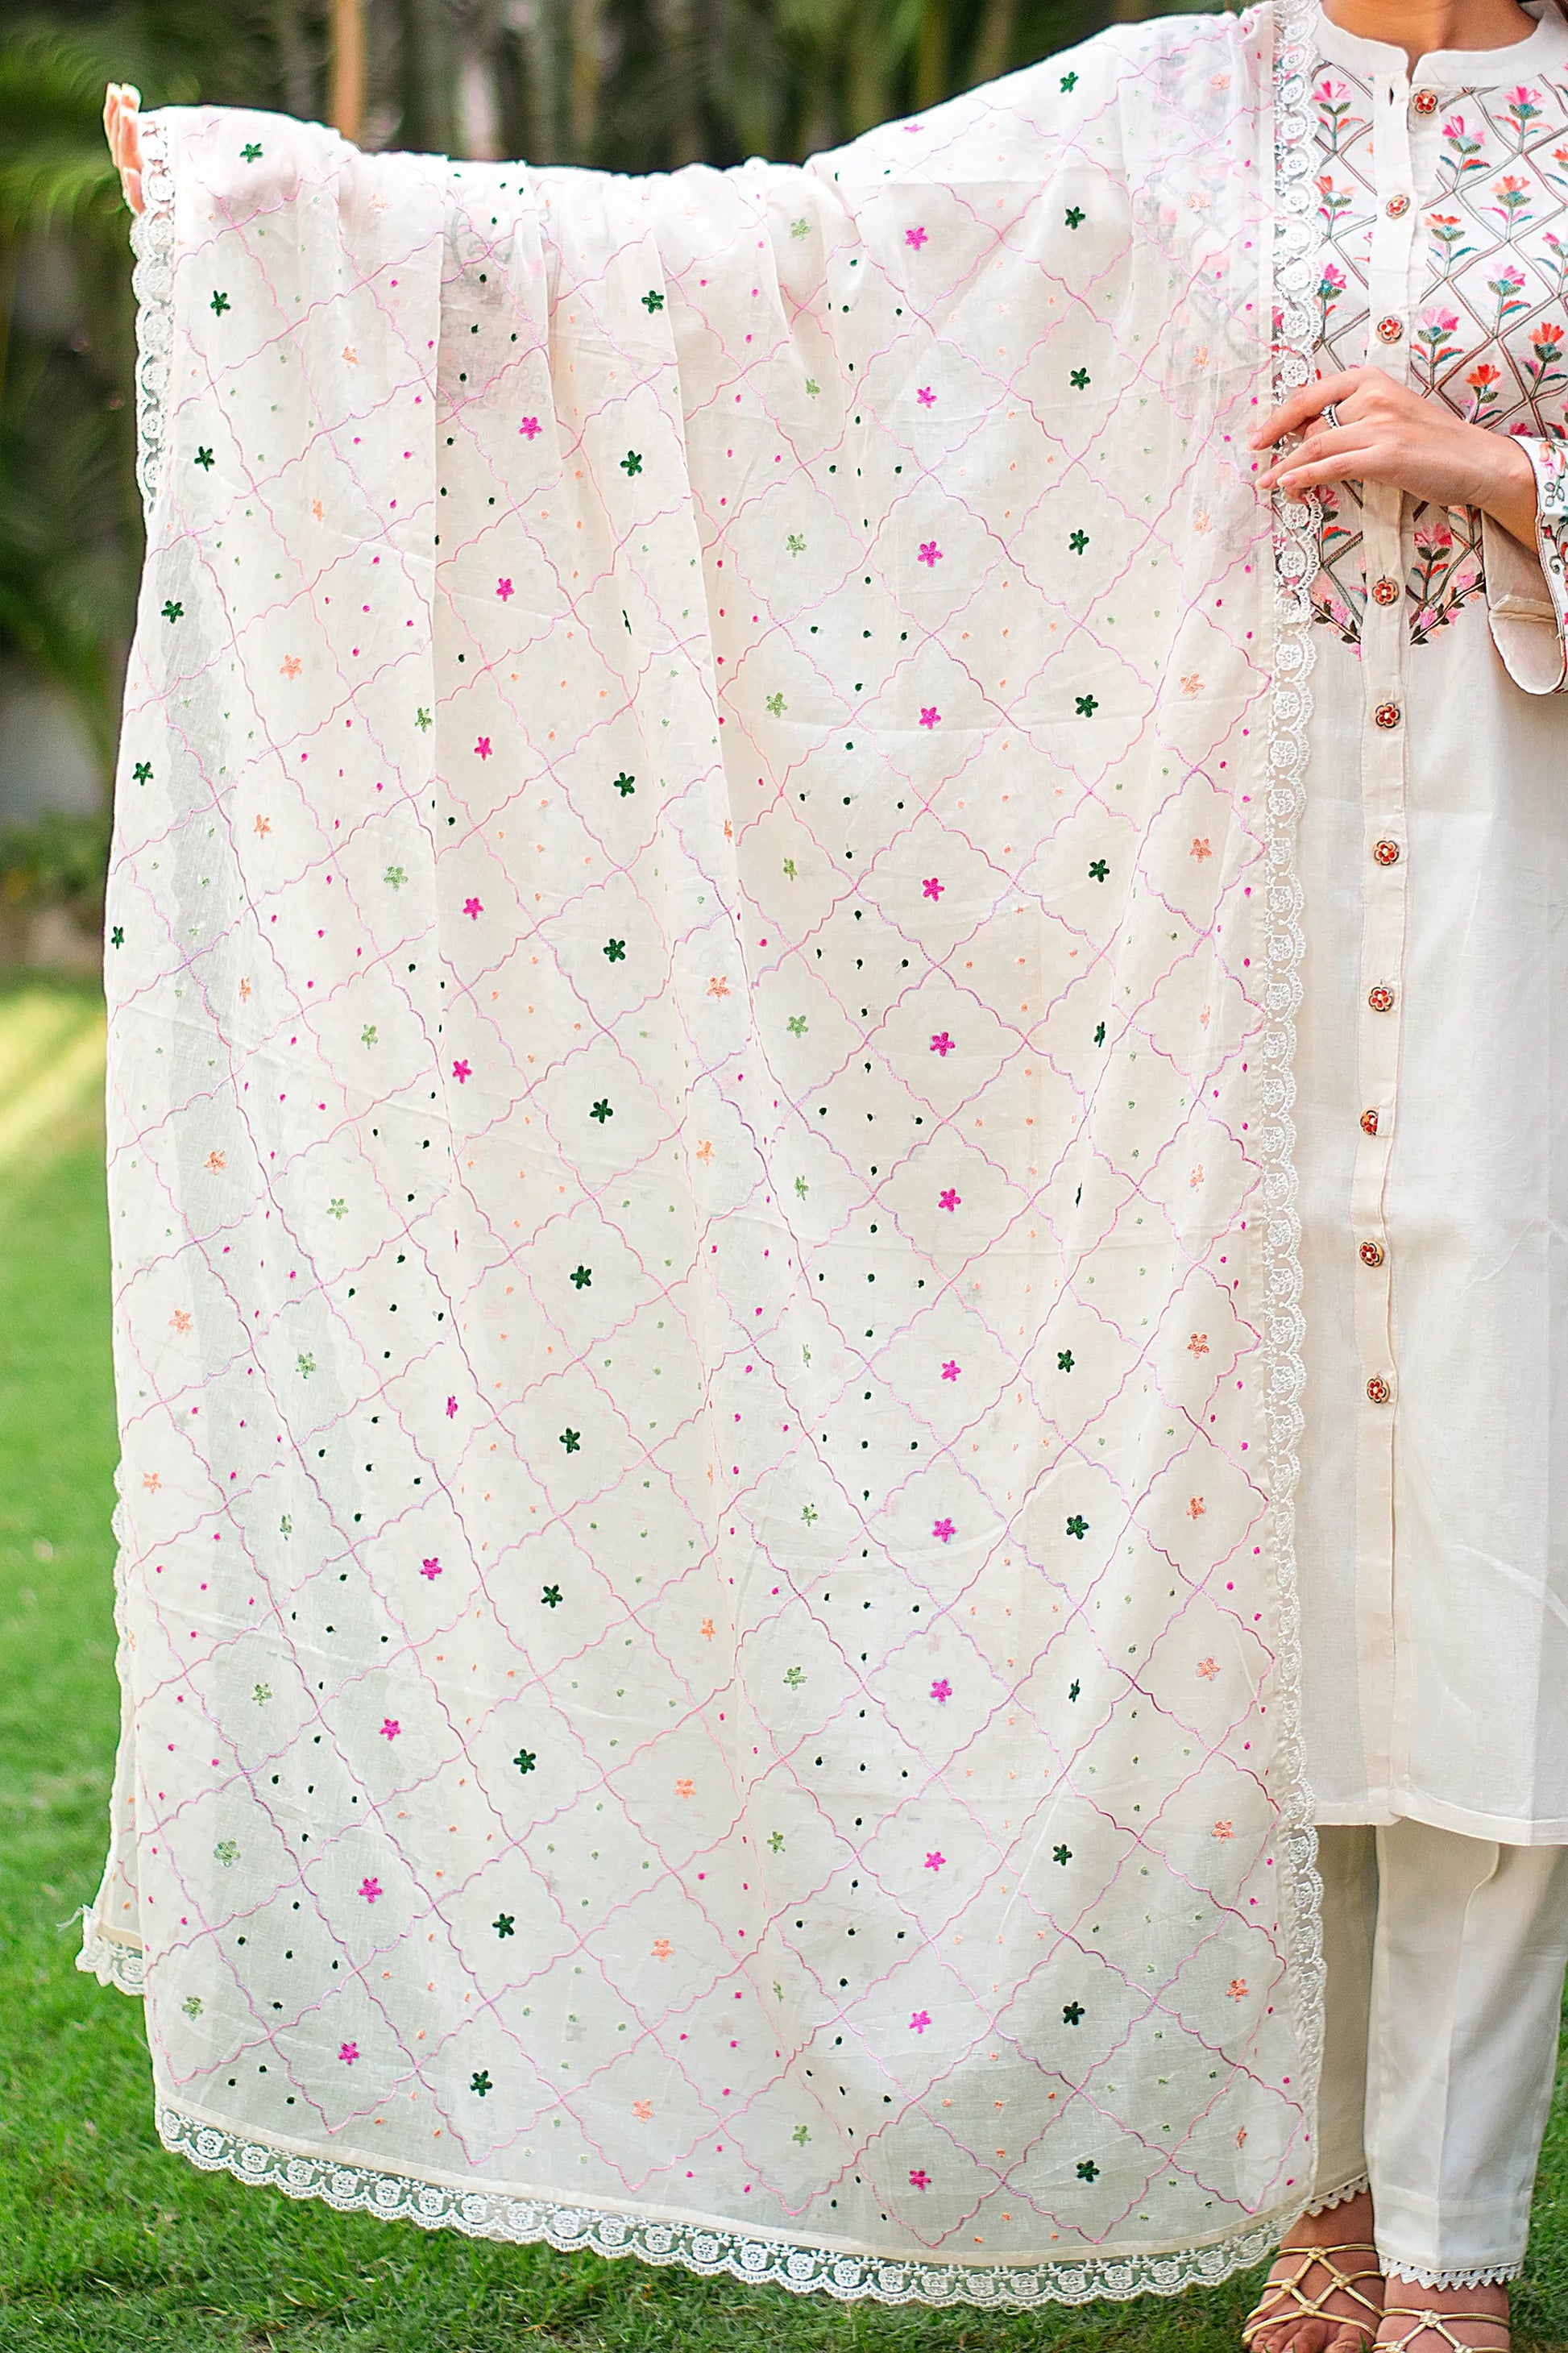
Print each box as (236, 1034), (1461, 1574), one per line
(0, 979), (1566, 2351)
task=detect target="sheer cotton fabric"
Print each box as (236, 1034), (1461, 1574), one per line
(80, 1), (1333, 2301)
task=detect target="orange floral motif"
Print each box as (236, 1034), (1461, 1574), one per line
(342, 344), (359, 364)
(1190, 836), (1212, 860)
(239, 977), (252, 1000)
(1188, 1331), (1209, 1356)
(280, 656), (301, 680)
(1197, 1656), (1218, 1679)
(1180, 673), (1204, 696)
(143, 1471), (161, 1492)
(695, 1139), (713, 1163)
(1227, 1977), (1247, 2000)
(632, 2098), (653, 2119)
(1213, 1819), (1234, 1840)
(700, 1616), (715, 1640)
(674, 1777), (695, 1799)
(205, 1151), (226, 1173)
(311, 498), (324, 521)
(254, 815), (271, 836)
(1187, 1496), (1205, 1519)
(651, 1939), (672, 1961)
(170, 1309), (192, 1333)
(707, 976), (730, 998)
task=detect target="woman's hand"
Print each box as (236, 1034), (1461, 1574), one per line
(103, 83), (145, 216)
(1251, 364), (1539, 549)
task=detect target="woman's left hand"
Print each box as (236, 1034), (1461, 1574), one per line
(1251, 363), (1540, 548)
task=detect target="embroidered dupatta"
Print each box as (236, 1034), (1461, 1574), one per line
(81, 0), (1329, 2301)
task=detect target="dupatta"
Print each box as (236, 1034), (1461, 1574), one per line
(81, 0), (1329, 2302)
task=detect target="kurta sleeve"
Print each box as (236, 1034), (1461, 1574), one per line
(1483, 434), (1568, 695)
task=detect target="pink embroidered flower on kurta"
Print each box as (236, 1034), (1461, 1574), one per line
(463, 897), (483, 919)
(474, 737), (492, 760)
(923, 876), (944, 898)
(519, 416), (541, 438)
(359, 1877), (382, 1903)
(339, 2041), (359, 2065)
(421, 1556), (442, 1579)
(496, 578), (514, 600)
(453, 1059), (471, 1082)
(910, 2008), (932, 2031)
(938, 1188), (960, 1211)
(925, 1851), (944, 1870)
(380, 1717), (400, 1739)
(446, 1396), (458, 1417)
(909, 2168), (931, 2189)
(940, 1359), (960, 1380)
(918, 541), (943, 566)
(917, 386), (935, 406)
(906, 225), (928, 249)
(932, 1516), (955, 1543)
(919, 705), (940, 728)
(931, 1678), (952, 1704)
(930, 1031), (954, 1056)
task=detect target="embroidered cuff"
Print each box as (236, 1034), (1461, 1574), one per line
(1484, 433), (1568, 695)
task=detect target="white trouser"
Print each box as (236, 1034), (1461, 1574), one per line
(1311, 1821), (1568, 2288)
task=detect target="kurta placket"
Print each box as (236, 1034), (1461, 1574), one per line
(1348, 60), (1421, 1818)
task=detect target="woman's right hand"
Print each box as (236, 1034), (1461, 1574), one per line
(104, 83), (145, 215)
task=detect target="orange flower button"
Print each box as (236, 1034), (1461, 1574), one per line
(1367, 985), (1396, 1013)
(1367, 1375), (1392, 1405)
(1386, 193), (1412, 218)
(1375, 701), (1401, 728)
(1412, 87), (1438, 114)
(1359, 1240), (1386, 1268)
(1372, 575), (1400, 606)
(1374, 838), (1401, 865)
(1360, 1107), (1380, 1136)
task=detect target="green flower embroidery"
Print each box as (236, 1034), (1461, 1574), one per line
(361, 1023), (378, 1047)
(210, 290), (230, 315)
(768, 1831), (785, 1853)
(570, 1265), (592, 1289)
(782, 857), (797, 880)
(612, 770), (636, 797)
(195, 446), (214, 469)
(641, 289), (664, 312)
(790, 218), (810, 239)
(514, 1748), (537, 1774)
(471, 2070), (493, 2097)
(1068, 1678), (1081, 1701)
(603, 937), (625, 961)
(1066, 1513), (1088, 1539)
(783, 1666), (805, 1688)
(253, 1682), (272, 1705)
(384, 865), (407, 890)
(590, 1099), (612, 1123)
(162, 600), (183, 623)
(1088, 857), (1109, 880)
(1093, 1020), (1106, 1046)
(541, 1584), (562, 1608)
(1070, 367), (1090, 389)
(110, 926), (124, 948)
(1060, 69), (1078, 90)
(328, 1197), (346, 1219)
(214, 1839), (239, 1867)
(1058, 1348), (1074, 1372)
(415, 707), (432, 731)
(1063, 2001), (1085, 2025)
(765, 692), (786, 716)
(800, 1503), (818, 1525)
(792, 2123), (811, 2143)
(1068, 529), (1089, 554)
(787, 533), (806, 555)
(493, 1914), (515, 1937)
(1053, 1843), (1072, 1865)
(560, 1427), (580, 1453)
(804, 377), (820, 397)
(242, 142), (263, 161)
(1076, 2159), (1099, 2182)
(1065, 206), (1085, 229)
(1076, 696), (1099, 719)
(794, 1176), (808, 1198)
(280, 1514), (292, 1538)
(182, 1994), (204, 2018)
(786, 1015), (807, 1037)
(297, 1352), (316, 1378)
(132, 761), (152, 782)
(620, 450), (642, 475)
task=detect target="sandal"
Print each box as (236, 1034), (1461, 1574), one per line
(1377, 2310), (1510, 2353)
(1241, 2241), (1385, 2353)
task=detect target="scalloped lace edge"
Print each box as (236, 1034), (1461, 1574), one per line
(130, 110), (175, 517)
(89, 11), (1327, 2306)
(151, 2098), (1293, 2306)
(1303, 2173), (1371, 2217)
(1385, 2261), (1524, 2290)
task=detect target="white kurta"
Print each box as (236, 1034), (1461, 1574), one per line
(1295, 0), (1568, 1840)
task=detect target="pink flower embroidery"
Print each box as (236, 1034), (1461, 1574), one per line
(379, 1717), (400, 1739)
(919, 705), (940, 728)
(938, 1188), (960, 1211)
(463, 897), (483, 919)
(453, 1059), (471, 1082)
(496, 578), (514, 600)
(922, 876), (944, 898)
(916, 386), (935, 406)
(909, 2167), (931, 2189)
(930, 1031), (954, 1056)
(339, 2040), (360, 2065)
(932, 1516), (955, 1544)
(519, 416), (541, 438)
(940, 1359), (960, 1380)
(930, 1677), (952, 1704)
(924, 1850), (944, 1870)
(906, 225), (928, 249)
(421, 1556), (443, 1579)
(918, 541), (943, 566)
(359, 1877), (383, 1903)
(446, 1396), (458, 1417)
(474, 737), (492, 760)
(910, 2008), (932, 2031)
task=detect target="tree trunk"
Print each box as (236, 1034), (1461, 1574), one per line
(330, 0), (366, 140)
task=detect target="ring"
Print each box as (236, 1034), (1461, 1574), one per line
(1322, 400), (1342, 429)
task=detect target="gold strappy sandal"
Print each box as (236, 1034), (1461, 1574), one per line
(1240, 2242), (1384, 2353)
(1377, 2308), (1511, 2353)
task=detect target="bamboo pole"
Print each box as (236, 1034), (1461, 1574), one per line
(330, 0), (365, 143)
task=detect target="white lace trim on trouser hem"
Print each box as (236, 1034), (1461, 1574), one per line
(1384, 2259), (1524, 2290)
(1303, 2173), (1371, 2218)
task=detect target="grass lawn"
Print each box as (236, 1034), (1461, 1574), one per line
(1, 976), (1566, 2352)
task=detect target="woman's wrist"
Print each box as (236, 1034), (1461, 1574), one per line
(1478, 430), (1540, 550)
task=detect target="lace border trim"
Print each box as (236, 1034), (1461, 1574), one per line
(152, 2100), (1288, 2308)
(1385, 2262), (1524, 2291)
(130, 109), (175, 517)
(1304, 2173), (1371, 2218)
(1259, 0), (1327, 2174)
(77, 1909), (147, 1994)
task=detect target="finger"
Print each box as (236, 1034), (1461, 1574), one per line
(1256, 426), (1375, 488)
(1251, 368), (1367, 448)
(1263, 447), (1379, 494)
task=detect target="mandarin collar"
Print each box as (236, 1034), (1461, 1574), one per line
(1312, 0), (1568, 84)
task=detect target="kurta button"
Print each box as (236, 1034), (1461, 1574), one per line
(1373, 575), (1400, 606)
(1375, 701), (1401, 728)
(1361, 1106), (1380, 1136)
(1368, 984), (1396, 1013)
(1360, 1240), (1386, 1268)
(1386, 193), (1412, 217)
(1367, 1374), (1392, 1404)
(1374, 838), (1401, 865)
(1377, 314), (1404, 343)
(1412, 87), (1438, 114)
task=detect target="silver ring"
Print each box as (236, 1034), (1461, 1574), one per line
(1321, 400), (1342, 430)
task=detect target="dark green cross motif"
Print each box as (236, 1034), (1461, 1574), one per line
(1077, 696), (1099, 720)
(1066, 1514), (1089, 1539)
(1061, 70), (1079, 90)
(493, 1914), (515, 1937)
(195, 447), (214, 469)
(590, 1100), (612, 1123)
(1054, 1844), (1072, 1865)
(132, 762), (151, 782)
(110, 927), (124, 948)
(242, 142), (263, 160)
(210, 290), (230, 315)
(570, 1265), (592, 1289)
(1065, 207), (1085, 229)
(1057, 1349), (1074, 1372)
(1070, 367), (1090, 388)
(642, 290), (664, 312)
(1089, 857), (1109, 878)
(1068, 1679), (1081, 1702)
(620, 450), (642, 475)
(1076, 2159), (1099, 2181)
(1062, 2002), (1085, 2025)
(603, 938), (625, 961)
(559, 1427), (580, 1452)
(471, 2070), (493, 2096)
(612, 771), (636, 796)
(162, 601), (183, 622)
(541, 1585), (562, 1608)
(514, 1748), (537, 1774)
(1068, 529), (1089, 553)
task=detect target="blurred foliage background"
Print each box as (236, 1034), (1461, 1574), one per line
(0, 0), (1201, 945)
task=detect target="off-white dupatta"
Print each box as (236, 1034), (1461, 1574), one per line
(82, 0), (1329, 2302)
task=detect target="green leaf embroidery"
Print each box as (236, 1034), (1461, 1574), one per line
(620, 450), (643, 475)
(641, 289), (664, 312)
(210, 290), (230, 315)
(161, 600), (183, 623)
(559, 1427), (581, 1453)
(195, 446), (214, 469)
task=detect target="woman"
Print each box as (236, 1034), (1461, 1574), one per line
(91, 0), (1568, 2332)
